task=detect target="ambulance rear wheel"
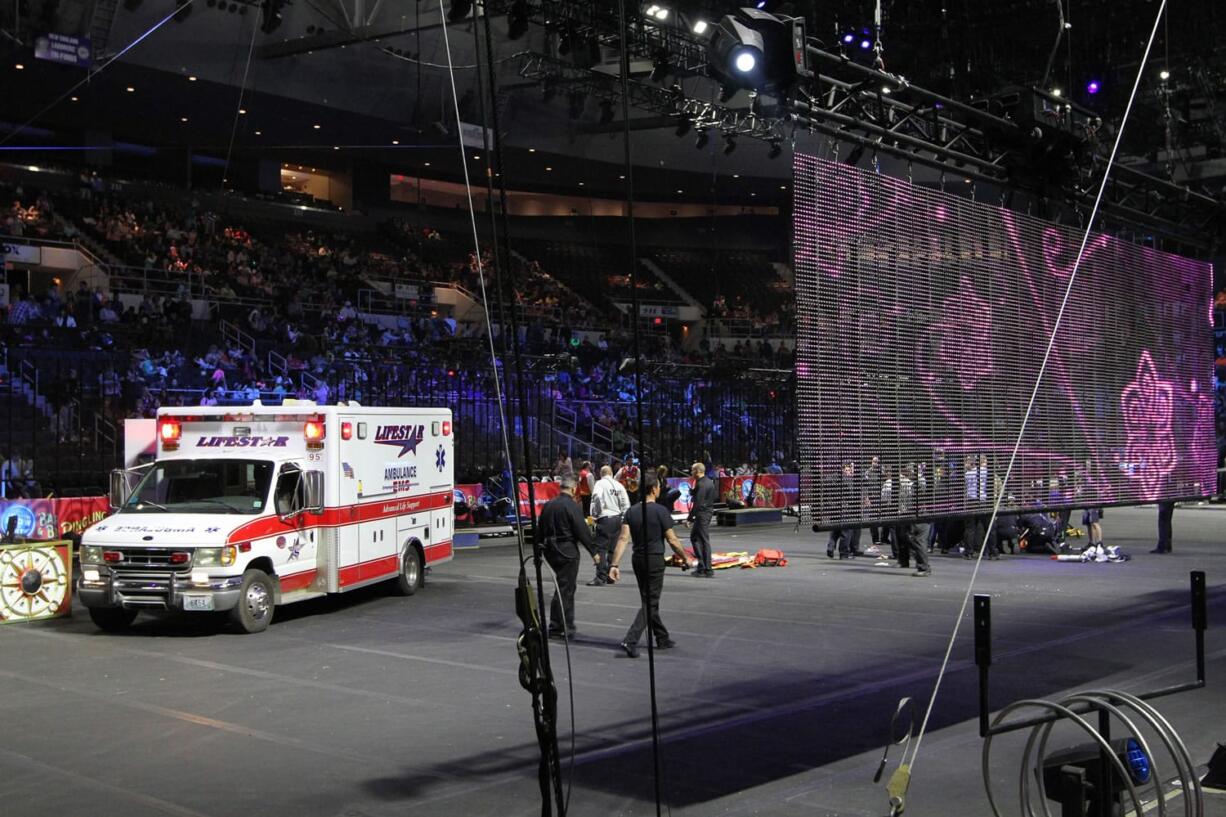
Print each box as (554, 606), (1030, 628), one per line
(88, 607), (137, 632)
(393, 546), (422, 596)
(230, 570), (275, 634)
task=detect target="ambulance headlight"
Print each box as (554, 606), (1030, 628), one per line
(80, 545), (103, 565)
(194, 547), (236, 567)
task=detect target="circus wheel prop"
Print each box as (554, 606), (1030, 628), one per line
(0, 545), (72, 623)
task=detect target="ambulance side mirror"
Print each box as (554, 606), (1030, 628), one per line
(302, 471), (324, 514)
(109, 469), (133, 511)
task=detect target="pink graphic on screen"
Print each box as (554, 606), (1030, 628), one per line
(934, 276), (994, 390)
(792, 155), (1217, 527)
(1120, 351), (1176, 500)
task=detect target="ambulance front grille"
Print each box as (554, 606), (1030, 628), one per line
(109, 548), (190, 570)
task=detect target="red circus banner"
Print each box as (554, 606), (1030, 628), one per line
(720, 474), (798, 508)
(519, 481), (560, 519)
(454, 483), (563, 525)
(0, 497), (110, 541)
(665, 475), (798, 512)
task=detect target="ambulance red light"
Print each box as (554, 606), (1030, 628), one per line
(341, 421), (353, 440)
(304, 420), (326, 442)
(169, 552), (190, 565)
(442, 420), (451, 436)
(103, 551), (123, 563)
(160, 419), (182, 449)
(237, 542), (252, 553)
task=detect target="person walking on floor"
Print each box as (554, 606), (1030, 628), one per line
(537, 477), (599, 639)
(688, 461), (717, 577)
(1152, 500), (1175, 553)
(609, 475), (690, 658)
(589, 465), (630, 586)
(896, 464), (930, 577)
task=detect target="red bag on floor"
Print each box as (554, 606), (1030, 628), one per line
(752, 548), (788, 567)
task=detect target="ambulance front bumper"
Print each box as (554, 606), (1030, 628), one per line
(78, 569), (244, 612)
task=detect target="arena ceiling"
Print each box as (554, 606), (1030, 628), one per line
(4, 1), (1226, 207)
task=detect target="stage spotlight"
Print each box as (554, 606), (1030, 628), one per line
(695, 130), (709, 149)
(841, 33), (854, 44)
(447, 0), (472, 22)
(1086, 79), (1101, 95)
(767, 140), (782, 159)
(507, 0), (529, 40)
(643, 3), (669, 22)
(674, 118), (692, 137)
(859, 38), (872, 50)
(723, 134), (737, 155)
(707, 8), (807, 93)
(598, 100), (614, 125)
(692, 19), (709, 35)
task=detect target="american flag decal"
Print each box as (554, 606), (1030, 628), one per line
(342, 462), (354, 479)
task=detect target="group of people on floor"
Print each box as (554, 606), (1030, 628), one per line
(534, 460), (718, 659)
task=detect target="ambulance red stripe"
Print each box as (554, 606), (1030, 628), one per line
(227, 490), (453, 544)
(335, 541), (452, 587)
(279, 570), (317, 593)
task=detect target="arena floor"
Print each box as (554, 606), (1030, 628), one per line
(2, 504), (1224, 817)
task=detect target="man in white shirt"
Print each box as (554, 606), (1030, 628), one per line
(588, 465), (630, 586)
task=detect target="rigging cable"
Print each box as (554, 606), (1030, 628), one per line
(221, 10), (262, 189)
(614, 0), (668, 815)
(438, 11), (565, 817)
(475, 1), (566, 813)
(891, 4), (1170, 813)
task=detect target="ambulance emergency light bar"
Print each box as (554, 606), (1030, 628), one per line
(157, 413), (328, 452)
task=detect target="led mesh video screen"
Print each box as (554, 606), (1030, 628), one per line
(794, 154), (1216, 528)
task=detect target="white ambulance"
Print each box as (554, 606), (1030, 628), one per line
(78, 402), (454, 633)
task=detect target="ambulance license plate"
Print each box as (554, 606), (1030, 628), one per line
(183, 594), (214, 611)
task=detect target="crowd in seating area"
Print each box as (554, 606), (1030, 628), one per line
(1, 171), (796, 486)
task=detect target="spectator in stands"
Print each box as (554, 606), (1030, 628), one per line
(9, 290), (41, 326)
(53, 306), (78, 329)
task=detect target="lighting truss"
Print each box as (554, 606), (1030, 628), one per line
(498, 0), (1223, 249)
(517, 52), (786, 141)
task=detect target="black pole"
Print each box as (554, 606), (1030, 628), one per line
(1192, 570), (1207, 683)
(974, 594), (991, 738)
(1095, 707), (1113, 817)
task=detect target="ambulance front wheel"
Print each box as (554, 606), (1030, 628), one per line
(230, 569), (275, 634)
(393, 546), (422, 596)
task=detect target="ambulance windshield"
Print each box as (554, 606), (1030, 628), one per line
(121, 459), (274, 515)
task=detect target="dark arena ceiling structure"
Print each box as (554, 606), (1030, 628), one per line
(2, 0), (1225, 248)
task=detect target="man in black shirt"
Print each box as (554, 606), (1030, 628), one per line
(687, 462), (718, 577)
(537, 476), (599, 639)
(609, 475), (690, 657)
